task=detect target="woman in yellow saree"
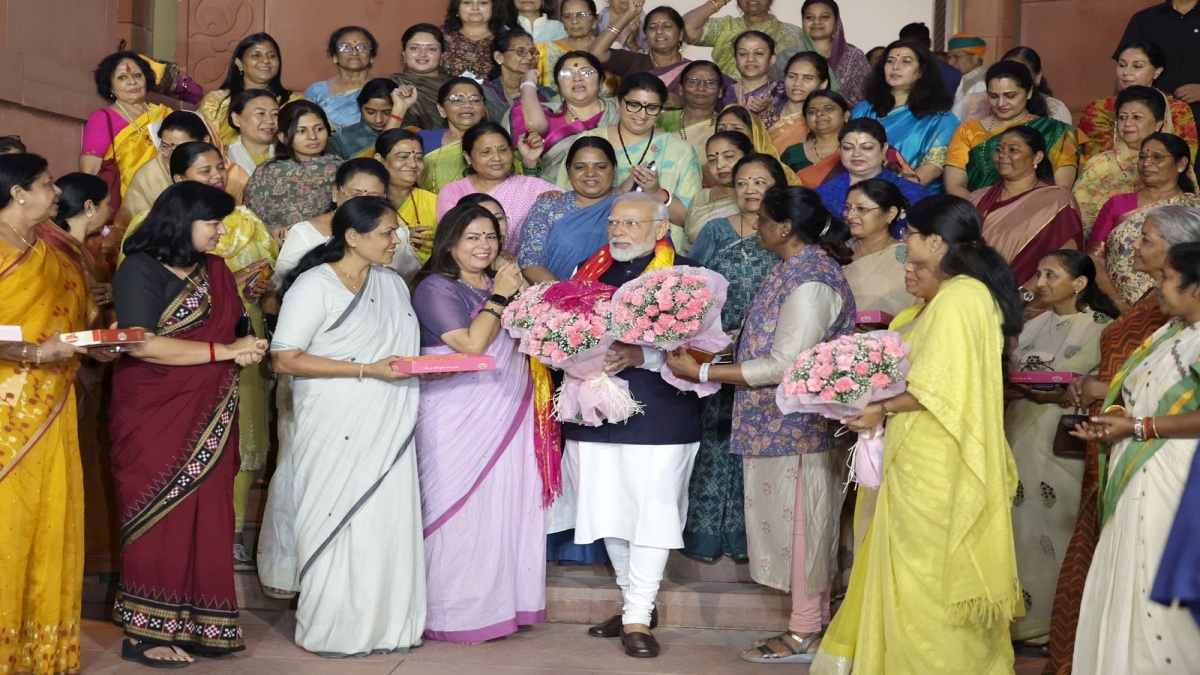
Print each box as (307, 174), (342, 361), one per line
(79, 52), (171, 203)
(118, 141), (278, 569)
(198, 33), (304, 147)
(0, 153), (97, 675)
(812, 195), (1024, 674)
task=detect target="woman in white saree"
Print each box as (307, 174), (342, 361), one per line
(1068, 241), (1200, 675)
(270, 195), (427, 656)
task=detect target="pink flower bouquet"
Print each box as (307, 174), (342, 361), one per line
(502, 279), (643, 426)
(775, 331), (911, 488)
(609, 266), (731, 396)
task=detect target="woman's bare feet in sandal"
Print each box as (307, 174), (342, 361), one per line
(740, 631), (823, 664)
(122, 638), (195, 668)
(146, 645), (194, 663)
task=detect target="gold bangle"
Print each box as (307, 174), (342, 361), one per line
(607, 26), (622, 36)
(1148, 416), (1160, 439)
(1102, 404), (1126, 415)
(710, 0), (723, 9)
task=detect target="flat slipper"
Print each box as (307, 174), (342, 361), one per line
(121, 640), (190, 669)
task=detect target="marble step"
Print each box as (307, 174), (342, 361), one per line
(548, 551), (757, 584)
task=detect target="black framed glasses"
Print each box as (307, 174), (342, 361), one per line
(623, 99), (663, 116)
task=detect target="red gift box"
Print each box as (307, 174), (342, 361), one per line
(60, 328), (147, 347)
(390, 353), (496, 374)
(1009, 371), (1075, 385)
(855, 311), (895, 325)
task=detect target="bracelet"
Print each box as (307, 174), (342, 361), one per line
(710, 0), (724, 10)
(36, 345), (42, 365)
(607, 26), (622, 36)
(209, 342), (216, 363)
(359, 363), (365, 381)
(21, 343), (28, 362)
(519, 81), (538, 89)
(1133, 416), (1145, 442)
(661, 189), (673, 206)
(389, 113), (405, 122)
(481, 307), (503, 320)
(1148, 416), (1160, 439)
(698, 362), (711, 383)
(880, 401), (890, 416)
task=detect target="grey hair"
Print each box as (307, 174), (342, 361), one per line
(1150, 205), (1200, 247)
(612, 191), (669, 221)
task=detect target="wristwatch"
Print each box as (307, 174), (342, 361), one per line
(488, 293), (510, 307)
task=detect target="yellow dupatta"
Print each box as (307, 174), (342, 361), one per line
(719, 104), (803, 186)
(397, 188), (439, 262)
(108, 103), (171, 196)
(0, 229), (94, 481)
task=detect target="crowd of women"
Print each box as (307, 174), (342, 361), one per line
(3, 0), (1200, 672)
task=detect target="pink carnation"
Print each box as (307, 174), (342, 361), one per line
(868, 351), (883, 364)
(819, 387), (837, 402)
(854, 362), (870, 376)
(870, 373), (892, 388)
(833, 376), (858, 393)
(805, 377), (824, 393)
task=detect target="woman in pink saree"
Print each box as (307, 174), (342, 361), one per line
(412, 202), (549, 643)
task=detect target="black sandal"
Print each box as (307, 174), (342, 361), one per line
(121, 640), (191, 669)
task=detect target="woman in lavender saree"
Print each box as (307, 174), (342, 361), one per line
(271, 196), (426, 656)
(413, 203), (549, 642)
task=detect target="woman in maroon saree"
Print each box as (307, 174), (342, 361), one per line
(110, 182), (268, 667)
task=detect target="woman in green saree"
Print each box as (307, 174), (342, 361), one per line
(417, 78), (489, 193)
(944, 60), (1084, 197)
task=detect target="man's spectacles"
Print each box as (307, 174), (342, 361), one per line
(623, 99), (663, 116)
(607, 218), (662, 229)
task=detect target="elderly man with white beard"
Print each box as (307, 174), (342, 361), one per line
(560, 191), (704, 659)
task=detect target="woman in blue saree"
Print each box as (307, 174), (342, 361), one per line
(850, 39), (958, 195)
(518, 136), (618, 282)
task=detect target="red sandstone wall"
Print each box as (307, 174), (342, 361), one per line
(177, 0), (451, 96)
(962, 0), (1160, 119)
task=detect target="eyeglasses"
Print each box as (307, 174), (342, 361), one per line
(623, 99), (663, 116)
(561, 11), (594, 20)
(444, 94), (485, 106)
(506, 47), (537, 58)
(682, 77), (720, 89)
(606, 218), (661, 229)
(557, 67), (598, 81)
(843, 204), (882, 216)
(1137, 152), (1171, 164)
(806, 104), (840, 117)
(337, 44), (371, 54)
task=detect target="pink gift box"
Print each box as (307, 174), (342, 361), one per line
(0, 325), (22, 342)
(390, 353), (496, 374)
(855, 311), (895, 325)
(1009, 371), (1075, 385)
(60, 328), (146, 347)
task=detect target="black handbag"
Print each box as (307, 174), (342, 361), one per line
(1053, 410), (1089, 460)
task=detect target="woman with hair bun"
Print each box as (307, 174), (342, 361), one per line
(1004, 249), (1119, 645)
(667, 185), (855, 664)
(841, 178), (916, 316)
(814, 194), (1024, 674)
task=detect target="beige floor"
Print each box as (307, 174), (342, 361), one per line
(80, 611), (1051, 674)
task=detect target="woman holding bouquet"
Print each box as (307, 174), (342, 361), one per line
(811, 194), (1024, 674)
(1003, 250), (1119, 645)
(666, 185), (855, 663)
(679, 153), (786, 563)
(412, 202), (548, 643)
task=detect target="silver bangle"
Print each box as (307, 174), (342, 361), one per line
(519, 81), (538, 89)
(1133, 416), (1145, 442)
(698, 362), (711, 383)
(358, 363), (365, 382)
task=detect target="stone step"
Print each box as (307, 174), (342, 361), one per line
(548, 551), (757, 584)
(546, 575), (790, 632)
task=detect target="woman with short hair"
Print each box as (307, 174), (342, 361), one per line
(305, 26), (379, 131)
(111, 181), (268, 666)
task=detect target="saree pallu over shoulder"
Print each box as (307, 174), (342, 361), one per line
(0, 233), (92, 481)
(851, 103), (959, 193)
(952, 117), (1085, 192)
(91, 104), (172, 196)
(970, 183), (1084, 283)
(109, 256), (243, 548)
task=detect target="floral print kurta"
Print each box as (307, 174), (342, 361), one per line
(244, 155), (343, 231)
